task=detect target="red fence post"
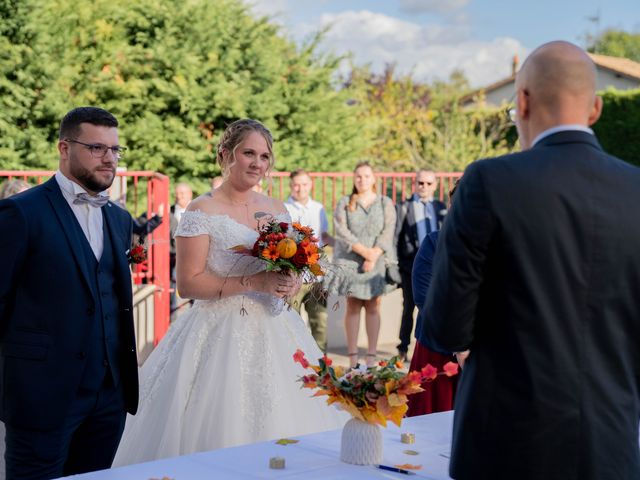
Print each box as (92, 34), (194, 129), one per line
(149, 174), (171, 345)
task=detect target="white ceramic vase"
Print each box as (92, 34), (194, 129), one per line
(340, 417), (383, 465)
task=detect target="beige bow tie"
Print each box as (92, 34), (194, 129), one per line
(74, 192), (109, 208)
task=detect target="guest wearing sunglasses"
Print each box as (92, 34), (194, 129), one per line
(393, 170), (446, 361)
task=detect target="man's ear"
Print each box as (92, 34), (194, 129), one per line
(517, 88), (529, 120)
(587, 95), (603, 126)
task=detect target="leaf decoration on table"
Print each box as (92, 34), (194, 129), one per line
(395, 463), (422, 470)
(403, 449), (420, 455)
(275, 438), (299, 445)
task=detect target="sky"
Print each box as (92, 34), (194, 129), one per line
(250, 0), (640, 88)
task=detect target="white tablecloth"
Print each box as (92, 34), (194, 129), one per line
(61, 411), (454, 479)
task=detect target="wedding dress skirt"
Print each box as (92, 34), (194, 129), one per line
(114, 211), (346, 466)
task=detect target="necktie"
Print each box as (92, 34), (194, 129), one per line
(424, 202), (432, 234)
(74, 192), (109, 208)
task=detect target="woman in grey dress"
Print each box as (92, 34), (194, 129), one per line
(333, 161), (397, 367)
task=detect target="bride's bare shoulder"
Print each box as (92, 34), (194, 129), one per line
(257, 193), (288, 216)
(187, 192), (223, 215)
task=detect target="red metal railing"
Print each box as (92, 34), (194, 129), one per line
(2, 169), (461, 346)
(0, 170), (171, 344)
(264, 171), (462, 212)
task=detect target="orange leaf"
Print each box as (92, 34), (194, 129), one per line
(230, 245), (252, 255)
(395, 463), (422, 470)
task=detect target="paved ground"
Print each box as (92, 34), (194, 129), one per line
(325, 340), (416, 369)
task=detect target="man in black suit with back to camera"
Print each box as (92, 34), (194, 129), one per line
(0, 107), (139, 479)
(422, 41), (640, 480)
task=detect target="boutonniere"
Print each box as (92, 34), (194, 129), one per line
(127, 242), (147, 264)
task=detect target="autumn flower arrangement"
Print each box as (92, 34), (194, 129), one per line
(293, 349), (459, 427)
(233, 217), (325, 279)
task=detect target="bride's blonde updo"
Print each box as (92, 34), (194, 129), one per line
(216, 119), (275, 180)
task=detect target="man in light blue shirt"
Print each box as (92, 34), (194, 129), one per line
(285, 169), (333, 351)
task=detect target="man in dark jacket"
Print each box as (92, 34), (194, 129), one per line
(394, 170), (446, 360)
(423, 41), (640, 480)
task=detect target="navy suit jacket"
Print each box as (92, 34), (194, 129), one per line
(424, 131), (640, 480)
(395, 197), (446, 273)
(412, 230), (439, 343)
(0, 178), (139, 430)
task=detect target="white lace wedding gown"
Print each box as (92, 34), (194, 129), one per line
(113, 211), (346, 466)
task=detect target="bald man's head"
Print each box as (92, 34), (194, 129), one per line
(518, 41), (596, 110)
(514, 41), (602, 149)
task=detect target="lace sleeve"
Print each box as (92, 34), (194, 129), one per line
(175, 210), (210, 238)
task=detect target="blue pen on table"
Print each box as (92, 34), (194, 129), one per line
(377, 464), (416, 475)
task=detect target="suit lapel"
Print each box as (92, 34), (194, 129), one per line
(407, 200), (419, 244)
(43, 178), (97, 301)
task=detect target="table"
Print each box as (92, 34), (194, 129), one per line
(62, 412), (454, 479)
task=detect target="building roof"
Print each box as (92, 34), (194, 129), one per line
(588, 53), (640, 80)
(463, 53), (640, 105)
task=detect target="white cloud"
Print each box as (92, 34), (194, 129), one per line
(304, 10), (527, 88)
(247, 0), (291, 22)
(246, 3), (527, 88)
(398, 0), (471, 15)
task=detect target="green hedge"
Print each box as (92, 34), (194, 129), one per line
(594, 88), (640, 167)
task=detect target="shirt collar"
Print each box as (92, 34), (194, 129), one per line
(287, 196), (311, 208)
(531, 125), (594, 148)
(412, 193), (433, 203)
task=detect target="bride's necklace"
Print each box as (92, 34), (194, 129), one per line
(219, 187), (252, 223)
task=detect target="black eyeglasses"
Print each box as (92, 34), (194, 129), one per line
(418, 181), (435, 186)
(65, 139), (126, 159)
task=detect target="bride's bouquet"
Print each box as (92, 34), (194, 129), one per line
(232, 217), (325, 280)
(293, 349), (458, 427)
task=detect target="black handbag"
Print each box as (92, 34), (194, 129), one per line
(379, 196), (402, 286)
(385, 260), (402, 286)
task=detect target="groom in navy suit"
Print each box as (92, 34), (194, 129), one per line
(0, 107), (139, 479)
(422, 42), (640, 479)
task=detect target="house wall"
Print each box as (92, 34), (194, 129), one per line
(596, 69), (640, 91)
(485, 84), (515, 106)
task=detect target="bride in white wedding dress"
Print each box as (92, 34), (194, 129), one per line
(114, 119), (346, 466)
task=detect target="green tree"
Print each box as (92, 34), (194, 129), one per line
(346, 66), (515, 172)
(593, 88), (640, 167)
(588, 30), (640, 62)
(0, 0), (50, 170)
(0, 0), (368, 185)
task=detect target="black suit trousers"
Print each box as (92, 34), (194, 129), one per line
(5, 380), (126, 480)
(397, 267), (415, 352)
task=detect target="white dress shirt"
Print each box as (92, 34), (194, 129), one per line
(531, 124), (594, 148)
(55, 171), (108, 260)
(173, 205), (187, 224)
(284, 196), (329, 247)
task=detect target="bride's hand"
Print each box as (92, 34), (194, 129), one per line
(289, 271), (303, 297)
(253, 271), (299, 298)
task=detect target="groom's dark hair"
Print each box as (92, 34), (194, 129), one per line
(59, 107), (119, 140)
